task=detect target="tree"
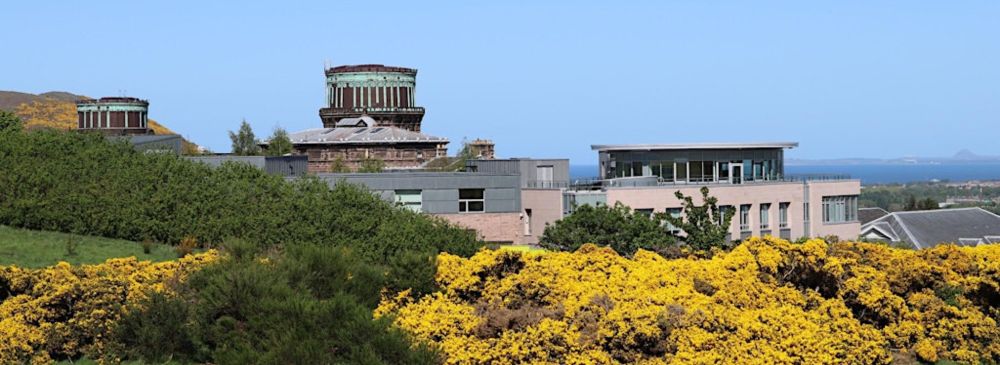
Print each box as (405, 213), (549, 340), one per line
(540, 202), (675, 256)
(662, 187), (733, 251)
(904, 195), (919, 211)
(0, 110), (23, 133)
(330, 157), (351, 173)
(918, 197), (939, 210)
(228, 119), (260, 155)
(358, 157), (386, 173)
(264, 127), (293, 156)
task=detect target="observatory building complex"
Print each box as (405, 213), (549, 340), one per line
(286, 64), (449, 172)
(76, 97), (151, 135)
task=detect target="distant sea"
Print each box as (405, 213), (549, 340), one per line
(570, 163), (1000, 185)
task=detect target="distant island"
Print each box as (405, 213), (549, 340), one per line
(787, 149), (1000, 166)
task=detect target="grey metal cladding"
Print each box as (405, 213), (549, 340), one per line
(485, 188), (519, 212)
(422, 189), (459, 214)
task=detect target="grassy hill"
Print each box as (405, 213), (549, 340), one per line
(0, 225), (177, 268)
(0, 90), (190, 144)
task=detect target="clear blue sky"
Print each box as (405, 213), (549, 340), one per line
(3, 1), (998, 163)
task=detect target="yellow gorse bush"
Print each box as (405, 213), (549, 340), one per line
(0, 251), (218, 364)
(377, 237), (1000, 365)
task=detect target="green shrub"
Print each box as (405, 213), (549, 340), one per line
(110, 243), (439, 364)
(540, 202), (676, 256)
(0, 130), (481, 265)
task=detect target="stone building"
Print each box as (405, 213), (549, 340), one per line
(76, 97), (150, 135)
(319, 64), (425, 132)
(284, 64), (450, 172)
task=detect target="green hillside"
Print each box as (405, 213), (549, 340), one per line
(0, 225), (176, 268)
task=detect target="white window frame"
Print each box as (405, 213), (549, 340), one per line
(458, 189), (485, 213)
(760, 203), (771, 230)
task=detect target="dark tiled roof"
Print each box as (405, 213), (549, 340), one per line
(859, 207), (890, 225)
(862, 208), (1000, 249)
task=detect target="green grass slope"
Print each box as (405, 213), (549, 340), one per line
(0, 225), (176, 268)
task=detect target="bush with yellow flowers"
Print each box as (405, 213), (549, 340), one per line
(0, 251), (217, 364)
(377, 237), (1000, 364)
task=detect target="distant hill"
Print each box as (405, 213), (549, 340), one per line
(0, 90), (186, 140)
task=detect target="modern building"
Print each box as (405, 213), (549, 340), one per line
(861, 207), (1000, 248)
(76, 97), (151, 135)
(282, 64), (450, 172)
(109, 134), (184, 155)
(562, 142), (861, 242)
(185, 155), (309, 177)
(313, 172), (525, 244)
(467, 158), (570, 244)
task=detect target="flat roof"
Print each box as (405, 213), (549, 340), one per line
(591, 142), (798, 151)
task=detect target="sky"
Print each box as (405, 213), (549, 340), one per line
(2, 1), (998, 163)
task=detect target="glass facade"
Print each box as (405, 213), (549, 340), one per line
(602, 148), (784, 184)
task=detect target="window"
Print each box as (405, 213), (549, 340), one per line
(822, 195), (858, 223)
(719, 162), (730, 181)
(459, 189), (485, 213)
(635, 208), (654, 218)
(739, 204), (751, 232)
(536, 165), (554, 188)
(395, 190), (422, 212)
(759, 203), (771, 230)
(665, 208), (683, 234)
(718, 205), (734, 226)
(676, 162), (688, 182)
(779, 202), (789, 228)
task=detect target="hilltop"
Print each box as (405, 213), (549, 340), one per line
(0, 90), (182, 137)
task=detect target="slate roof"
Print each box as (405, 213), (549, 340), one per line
(286, 126), (448, 145)
(861, 207), (1000, 249)
(859, 207), (890, 225)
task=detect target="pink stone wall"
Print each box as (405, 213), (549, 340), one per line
(806, 180), (862, 240)
(521, 189), (565, 245)
(604, 180), (860, 241)
(434, 212), (524, 244)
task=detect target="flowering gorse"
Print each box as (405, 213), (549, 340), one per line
(378, 237), (1000, 364)
(0, 251), (217, 364)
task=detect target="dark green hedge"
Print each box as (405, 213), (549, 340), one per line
(0, 130), (481, 263)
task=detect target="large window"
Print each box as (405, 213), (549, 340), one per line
(822, 195), (858, 223)
(459, 189), (485, 213)
(676, 162), (688, 182)
(739, 204), (751, 232)
(665, 208), (683, 234)
(394, 190), (422, 212)
(759, 203), (771, 230)
(779, 202), (789, 228)
(718, 205), (734, 226)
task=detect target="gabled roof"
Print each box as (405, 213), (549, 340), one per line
(335, 116), (377, 128)
(859, 207), (890, 225)
(286, 126), (448, 145)
(862, 207), (1000, 249)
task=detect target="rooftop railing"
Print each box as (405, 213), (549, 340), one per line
(524, 180), (570, 189)
(567, 173), (853, 190)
